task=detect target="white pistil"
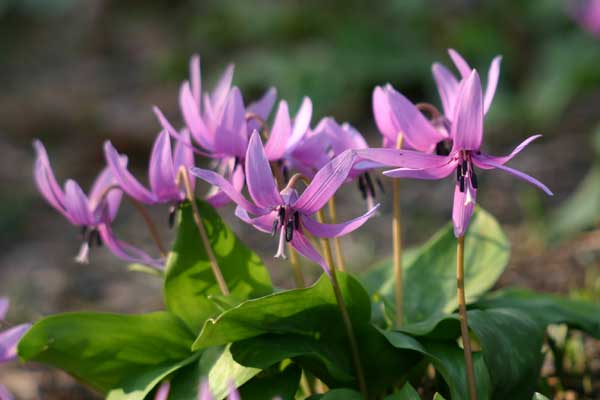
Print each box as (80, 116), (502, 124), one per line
(274, 226), (287, 259)
(75, 242), (90, 264)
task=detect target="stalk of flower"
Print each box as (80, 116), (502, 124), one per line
(104, 130), (230, 295)
(359, 70), (553, 400)
(0, 298), (31, 399)
(33, 141), (164, 269)
(190, 131), (377, 396)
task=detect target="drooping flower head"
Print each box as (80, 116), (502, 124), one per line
(34, 141), (163, 268)
(359, 70), (552, 237)
(0, 297), (32, 399)
(191, 131), (379, 273)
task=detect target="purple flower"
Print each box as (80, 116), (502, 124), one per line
(570, 0), (600, 36)
(0, 297), (31, 399)
(34, 141), (163, 268)
(262, 97), (313, 161)
(104, 130), (195, 205)
(359, 70), (552, 237)
(191, 131), (378, 274)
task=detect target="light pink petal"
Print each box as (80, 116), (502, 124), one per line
(287, 97), (313, 151)
(247, 87), (277, 132)
(97, 224), (164, 269)
(180, 83), (214, 151)
(302, 204), (379, 238)
(0, 384), (14, 400)
(173, 129), (195, 198)
(355, 148), (450, 170)
(104, 141), (157, 204)
(211, 64), (235, 113)
(149, 132), (178, 202)
(205, 161), (245, 208)
(154, 382), (171, 400)
(293, 150), (356, 214)
(473, 157), (553, 196)
(153, 107), (214, 158)
(215, 87), (248, 158)
(33, 140), (69, 218)
(0, 323), (31, 363)
(472, 135), (542, 169)
(64, 180), (95, 226)
(448, 49), (471, 79)
(451, 70), (483, 151)
(264, 101), (292, 160)
(190, 167), (265, 215)
(190, 55), (201, 104)
(0, 299), (8, 321)
(383, 161), (457, 180)
(452, 183), (476, 237)
(373, 86), (398, 143)
(88, 165), (123, 223)
(484, 56), (502, 114)
(227, 383), (241, 400)
(290, 231), (330, 275)
(385, 85), (446, 152)
(198, 380), (213, 400)
(432, 63), (459, 117)
(246, 132), (282, 208)
(235, 207), (276, 233)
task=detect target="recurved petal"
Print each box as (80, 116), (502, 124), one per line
(355, 148), (450, 170)
(0, 298), (8, 321)
(448, 48), (471, 79)
(215, 87), (248, 158)
(302, 204), (380, 238)
(383, 161), (456, 180)
(149, 131), (178, 202)
(373, 86), (398, 142)
(104, 141), (157, 204)
(452, 182), (476, 237)
(246, 131), (282, 208)
(198, 380), (214, 400)
(180, 82), (213, 151)
(287, 97), (313, 152)
(190, 54), (201, 104)
(247, 87), (277, 129)
(385, 85), (446, 151)
(432, 62), (459, 117)
(235, 207), (275, 233)
(290, 231), (330, 276)
(0, 323), (31, 363)
(484, 55), (502, 114)
(293, 150), (356, 214)
(211, 64), (235, 113)
(64, 180), (95, 225)
(33, 140), (68, 216)
(97, 224), (164, 270)
(473, 158), (553, 195)
(88, 165), (123, 222)
(154, 382), (170, 400)
(190, 167), (265, 215)
(472, 135), (542, 169)
(452, 70), (484, 151)
(264, 100), (292, 160)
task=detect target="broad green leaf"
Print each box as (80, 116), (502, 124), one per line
(476, 289), (600, 338)
(362, 207), (510, 324)
(307, 388), (363, 400)
(432, 394), (447, 400)
(238, 363), (301, 400)
(18, 312), (194, 396)
(164, 200), (273, 333)
(532, 393), (551, 400)
(386, 382), (420, 400)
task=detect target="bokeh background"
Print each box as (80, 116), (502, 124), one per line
(1, 0), (599, 398)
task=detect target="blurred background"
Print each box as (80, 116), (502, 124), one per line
(1, 0), (599, 398)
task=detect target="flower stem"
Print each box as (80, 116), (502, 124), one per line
(177, 167), (230, 296)
(328, 197), (346, 272)
(457, 235), (477, 400)
(317, 209), (367, 399)
(393, 134), (404, 328)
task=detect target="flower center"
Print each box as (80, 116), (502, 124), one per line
(456, 151), (478, 194)
(272, 205), (301, 259)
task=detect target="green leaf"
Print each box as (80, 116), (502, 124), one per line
(386, 382), (420, 400)
(164, 200), (273, 333)
(362, 207), (510, 324)
(18, 312), (194, 396)
(238, 363), (301, 400)
(433, 394), (447, 400)
(476, 288), (600, 338)
(532, 393), (551, 400)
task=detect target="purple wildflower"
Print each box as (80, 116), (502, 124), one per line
(570, 0), (600, 36)
(191, 131), (378, 273)
(0, 297), (31, 399)
(359, 70), (552, 237)
(34, 141), (163, 268)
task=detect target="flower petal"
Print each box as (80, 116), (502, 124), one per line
(290, 231), (330, 275)
(302, 204), (379, 238)
(247, 87), (277, 132)
(355, 148), (450, 170)
(173, 129), (196, 197)
(264, 100), (292, 160)
(227, 383), (241, 400)
(198, 380), (214, 400)
(64, 180), (95, 225)
(385, 85), (446, 151)
(0, 298), (8, 321)
(235, 207), (275, 233)
(484, 55), (502, 114)
(448, 49), (471, 79)
(452, 182), (476, 237)
(190, 167), (265, 215)
(190, 54), (201, 104)
(88, 165), (123, 222)
(0, 323), (31, 363)
(215, 87), (248, 158)
(383, 161), (456, 180)
(211, 63), (235, 113)
(432, 62), (459, 117)
(154, 382), (170, 400)
(287, 97), (313, 152)
(0, 384), (14, 400)
(373, 86), (399, 143)
(33, 140), (69, 218)
(473, 135), (542, 169)
(246, 131), (282, 208)
(104, 141), (157, 204)
(452, 70), (483, 151)
(97, 224), (164, 269)
(473, 157), (553, 196)
(180, 82), (214, 151)
(293, 150), (356, 214)
(149, 131), (179, 202)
